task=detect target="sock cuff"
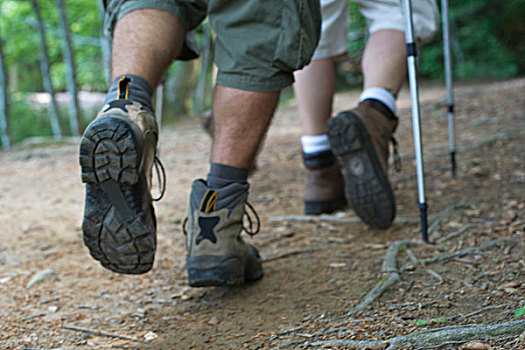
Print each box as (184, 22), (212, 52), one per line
(359, 87), (396, 114)
(301, 134), (330, 154)
(105, 74), (154, 111)
(207, 163), (249, 188)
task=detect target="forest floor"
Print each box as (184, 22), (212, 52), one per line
(0, 78), (524, 350)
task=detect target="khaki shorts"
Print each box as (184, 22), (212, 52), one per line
(313, 0), (439, 60)
(103, 0), (321, 92)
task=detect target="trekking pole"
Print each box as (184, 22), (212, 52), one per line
(402, 0), (429, 242)
(441, 0), (456, 177)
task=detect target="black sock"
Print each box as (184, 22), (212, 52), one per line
(207, 163), (249, 188)
(104, 74), (154, 111)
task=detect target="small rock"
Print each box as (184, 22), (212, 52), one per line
(208, 316), (220, 326)
(144, 331), (158, 341)
(460, 341), (493, 350)
(26, 268), (58, 288)
(0, 273), (17, 284)
(47, 305), (59, 313)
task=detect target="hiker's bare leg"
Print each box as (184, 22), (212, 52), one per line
(111, 9), (183, 88)
(211, 86), (280, 169)
(293, 58), (335, 135)
(362, 29), (406, 95)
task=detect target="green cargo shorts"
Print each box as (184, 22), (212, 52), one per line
(103, 0), (321, 92)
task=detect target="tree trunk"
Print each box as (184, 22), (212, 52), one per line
(192, 23), (213, 115)
(96, 0), (111, 85)
(165, 60), (198, 117)
(0, 36), (11, 149)
(56, 0), (80, 136)
(31, 0), (62, 139)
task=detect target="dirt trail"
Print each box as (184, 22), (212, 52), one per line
(0, 79), (524, 349)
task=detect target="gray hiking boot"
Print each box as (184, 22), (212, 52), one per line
(303, 150), (347, 215)
(79, 99), (164, 274)
(326, 99), (398, 229)
(184, 179), (263, 287)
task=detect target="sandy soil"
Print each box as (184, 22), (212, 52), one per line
(0, 78), (523, 349)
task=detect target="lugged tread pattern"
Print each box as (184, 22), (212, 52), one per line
(327, 111), (395, 229)
(79, 116), (156, 274)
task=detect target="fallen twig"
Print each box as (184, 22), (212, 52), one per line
(345, 240), (418, 315)
(435, 223), (475, 243)
(267, 215), (419, 224)
(449, 303), (510, 321)
(21, 313), (46, 322)
(262, 248), (320, 263)
(400, 239), (512, 271)
(303, 319), (525, 349)
(60, 324), (146, 344)
(398, 131), (519, 163)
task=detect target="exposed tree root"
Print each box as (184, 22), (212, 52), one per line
(303, 319), (525, 349)
(346, 240), (418, 315)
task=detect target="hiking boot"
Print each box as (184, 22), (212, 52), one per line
(303, 150), (347, 215)
(326, 99), (398, 229)
(184, 179), (263, 287)
(79, 99), (163, 274)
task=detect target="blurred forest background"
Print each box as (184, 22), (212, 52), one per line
(0, 0), (523, 148)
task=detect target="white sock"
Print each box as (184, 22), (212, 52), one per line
(301, 134), (330, 154)
(359, 87), (397, 114)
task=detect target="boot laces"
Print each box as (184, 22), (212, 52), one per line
(242, 201), (260, 236)
(182, 201), (260, 236)
(391, 136), (402, 173)
(152, 156), (166, 201)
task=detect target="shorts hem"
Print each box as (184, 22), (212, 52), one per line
(216, 72), (294, 92)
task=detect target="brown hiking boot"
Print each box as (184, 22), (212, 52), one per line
(326, 99), (398, 229)
(79, 99), (164, 274)
(303, 150), (347, 215)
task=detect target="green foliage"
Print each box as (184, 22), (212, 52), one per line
(515, 307), (525, 319)
(0, 0), (105, 92)
(412, 319), (430, 326)
(344, 0), (524, 80)
(419, 0), (521, 79)
(8, 94), (53, 143)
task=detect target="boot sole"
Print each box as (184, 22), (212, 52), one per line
(327, 111), (395, 229)
(305, 196), (347, 215)
(187, 245), (263, 287)
(79, 115), (156, 274)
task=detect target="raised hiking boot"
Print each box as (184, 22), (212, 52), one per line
(303, 150), (347, 215)
(184, 179), (263, 287)
(79, 99), (164, 274)
(326, 99), (399, 229)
